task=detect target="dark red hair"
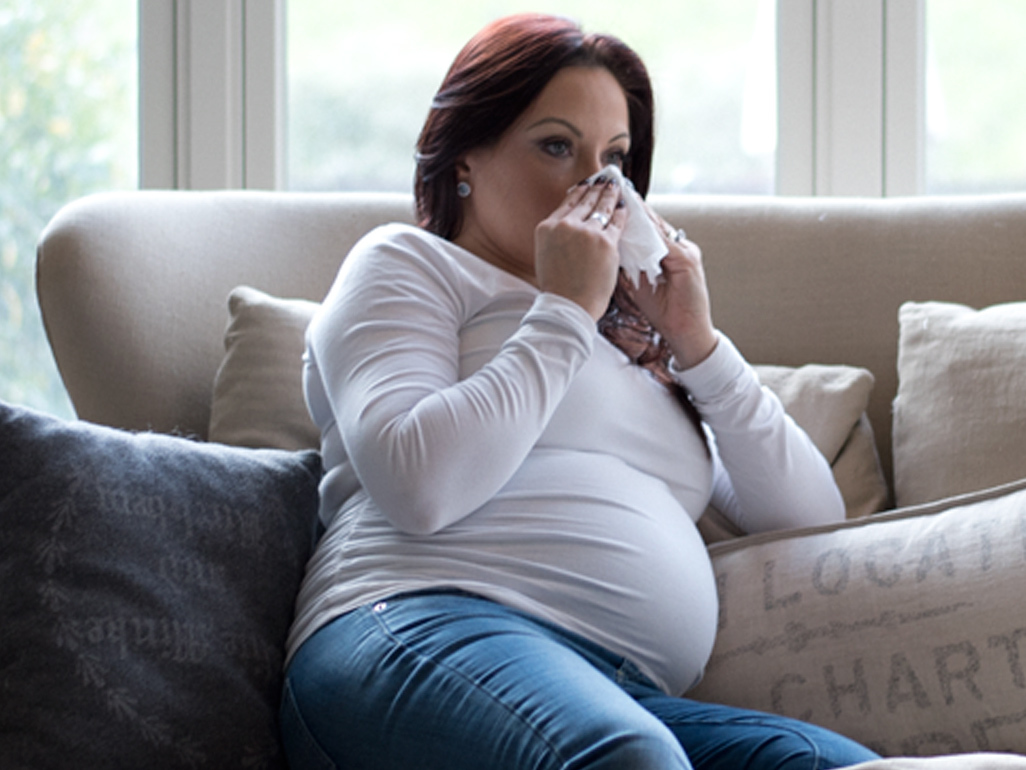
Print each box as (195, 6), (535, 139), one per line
(415, 14), (704, 441)
(415, 13), (654, 240)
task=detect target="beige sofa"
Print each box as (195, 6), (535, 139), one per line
(14, 190), (1026, 768)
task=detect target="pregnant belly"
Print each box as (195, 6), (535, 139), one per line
(437, 450), (720, 694)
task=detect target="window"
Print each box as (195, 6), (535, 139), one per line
(147, 1), (1025, 199)
(286, 0), (775, 194)
(10, 3), (1020, 420)
(0, 0), (137, 417)
(925, 0), (1026, 194)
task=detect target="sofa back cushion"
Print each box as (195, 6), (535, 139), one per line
(38, 191), (1026, 489)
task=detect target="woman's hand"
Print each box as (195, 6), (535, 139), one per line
(534, 176), (625, 321)
(629, 205), (718, 369)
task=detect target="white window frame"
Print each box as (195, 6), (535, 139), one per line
(139, 0), (284, 190)
(139, 0), (925, 196)
(778, 0), (925, 196)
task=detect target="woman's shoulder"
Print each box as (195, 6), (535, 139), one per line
(349, 222), (441, 262)
(359, 221), (438, 247)
(349, 222), (462, 274)
(348, 223), (536, 297)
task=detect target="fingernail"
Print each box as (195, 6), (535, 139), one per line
(616, 197), (626, 209)
(592, 174), (609, 186)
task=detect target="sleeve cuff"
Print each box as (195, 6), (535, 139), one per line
(670, 332), (753, 402)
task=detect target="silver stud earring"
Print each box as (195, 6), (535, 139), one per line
(456, 181), (471, 198)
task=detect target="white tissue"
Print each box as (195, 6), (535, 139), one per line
(585, 164), (667, 288)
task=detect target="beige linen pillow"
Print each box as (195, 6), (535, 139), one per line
(208, 286), (319, 450)
(687, 476), (1026, 758)
(757, 364), (889, 519)
(698, 364), (889, 543)
(893, 301), (1026, 507)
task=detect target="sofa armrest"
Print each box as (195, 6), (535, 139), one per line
(36, 190), (414, 437)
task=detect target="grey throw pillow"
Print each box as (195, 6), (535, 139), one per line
(0, 401), (321, 770)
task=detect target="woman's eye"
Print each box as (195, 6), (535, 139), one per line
(541, 139), (572, 157)
(605, 149), (627, 167)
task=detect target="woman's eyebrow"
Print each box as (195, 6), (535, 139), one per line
(526, 117), (583, 137)
(526, 117), (630, 145)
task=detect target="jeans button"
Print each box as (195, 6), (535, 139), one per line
(373, 601), (388, 613)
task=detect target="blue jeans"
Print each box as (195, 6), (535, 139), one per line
(280, 591), (878, 770)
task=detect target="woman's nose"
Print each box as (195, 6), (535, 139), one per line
(579, 158), (610, 184)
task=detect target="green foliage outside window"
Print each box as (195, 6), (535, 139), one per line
(0, 0), (136, 417)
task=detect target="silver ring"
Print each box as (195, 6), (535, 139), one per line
(672, 228), (687, 243)
(590, 212), (610, 228)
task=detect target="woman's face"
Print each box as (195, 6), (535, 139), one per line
(454, 65), (631, 285)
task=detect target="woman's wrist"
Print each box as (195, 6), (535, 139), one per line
(667, 328), (719, 372)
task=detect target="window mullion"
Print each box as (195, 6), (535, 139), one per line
(242, 0), (285, 190)
(140, 0), (257, 190)
(776, 0), (816, 195)
(883, 0), (925, 196)
(179, 0), (245, 189)
(814, 0), (885, 196)
(139, 0), (176, 189)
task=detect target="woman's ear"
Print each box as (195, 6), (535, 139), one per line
(454, 157), (475, 198)
(454, 157), (472, 185)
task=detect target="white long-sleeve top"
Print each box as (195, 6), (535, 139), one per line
(286, 223), (844, 695)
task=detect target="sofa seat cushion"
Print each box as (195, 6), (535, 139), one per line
(0, 401), (321, 769)
(687, 475), (1026, 758)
